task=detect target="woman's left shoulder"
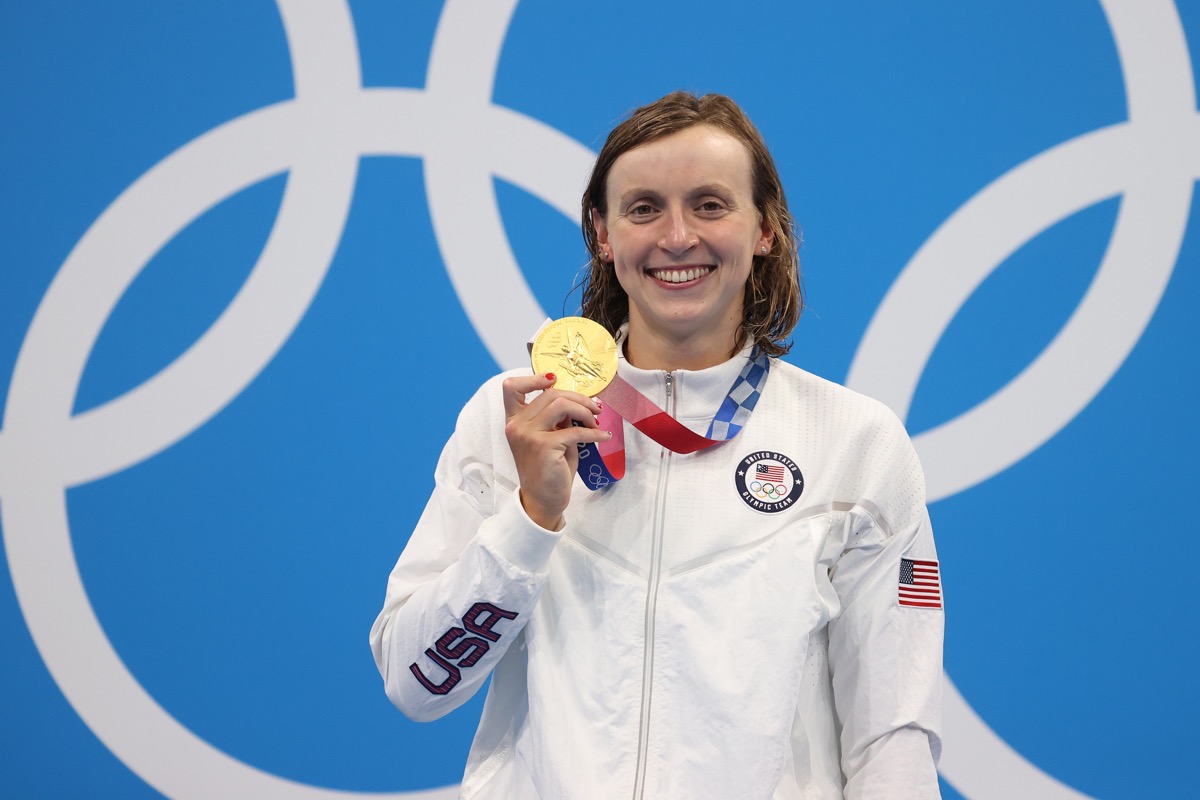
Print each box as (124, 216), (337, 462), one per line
(768, 359), (907, 432)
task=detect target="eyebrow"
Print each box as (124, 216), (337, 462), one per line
(616, 187), (660, 208)
(616, 182), (738, 208)
(689, 182), (737, 198)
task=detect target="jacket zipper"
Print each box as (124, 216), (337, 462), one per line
(632, 372), (674, 799)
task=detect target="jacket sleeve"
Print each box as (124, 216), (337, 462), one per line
(368, 374), (563, 722)
(825, 404), (944, 799)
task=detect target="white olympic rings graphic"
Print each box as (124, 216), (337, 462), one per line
(0, 0), (1196, 798)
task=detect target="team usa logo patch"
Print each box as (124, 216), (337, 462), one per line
(735, 451), (804, 513)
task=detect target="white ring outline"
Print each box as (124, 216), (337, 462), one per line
(0, 0), (594, 795)
(0, 0), (1194, 797)
(0, 1), (473, 798)
(847, 1), (1199, 797)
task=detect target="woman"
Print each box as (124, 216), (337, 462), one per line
(371, 91), (943, 799)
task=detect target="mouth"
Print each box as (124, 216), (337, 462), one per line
(646, 266), (714, 285)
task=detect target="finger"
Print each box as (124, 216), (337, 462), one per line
(528, 395), (604, 431)
(520, 385), (603, 418)
(502, 372), (557, 416)
(546, 424), (614, 449)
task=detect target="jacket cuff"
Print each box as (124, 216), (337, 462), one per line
(479, 487), (565, 575)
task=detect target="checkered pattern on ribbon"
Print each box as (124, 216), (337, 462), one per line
(705, 350), (770, 440)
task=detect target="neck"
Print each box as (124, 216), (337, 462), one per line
(623, 323), (742, 372)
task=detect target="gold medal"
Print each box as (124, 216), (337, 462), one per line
(530, 317), (619, 396)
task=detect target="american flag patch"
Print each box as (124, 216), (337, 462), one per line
(898, 558), (942, 609)
(755, 462), (785, 482)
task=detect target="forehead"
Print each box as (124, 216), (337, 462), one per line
(605, 124), (754, 196)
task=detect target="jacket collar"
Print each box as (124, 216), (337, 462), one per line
(614, 324), (757, 428)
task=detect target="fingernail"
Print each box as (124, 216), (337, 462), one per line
(545, 372), (556, 381)
(595, 399), (604, 409)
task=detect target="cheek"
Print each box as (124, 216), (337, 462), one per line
(612, 259), (639, 293)
(610, 233), (647, 277)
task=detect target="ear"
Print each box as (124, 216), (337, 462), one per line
(592, 207), (610, 247)
(757, 215), (774, 255)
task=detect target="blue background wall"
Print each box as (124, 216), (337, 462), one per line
(2, 1), (1197, 797)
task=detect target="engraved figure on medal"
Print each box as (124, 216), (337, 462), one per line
(531, 317), (618, 396)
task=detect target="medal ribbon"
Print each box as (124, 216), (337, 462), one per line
(575, 350), (771, 491)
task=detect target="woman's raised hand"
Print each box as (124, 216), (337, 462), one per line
(502, 373), (611, 530)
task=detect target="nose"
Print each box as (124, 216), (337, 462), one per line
(658, 208), (698, 255)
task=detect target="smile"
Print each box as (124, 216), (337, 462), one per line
(647, 266), (713, 284)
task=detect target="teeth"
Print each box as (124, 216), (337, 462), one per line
(652, 267), (711, 283)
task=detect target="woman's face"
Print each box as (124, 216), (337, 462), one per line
(593, 125), (772, 368)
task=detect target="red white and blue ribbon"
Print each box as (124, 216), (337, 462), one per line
(575, 350), (771, 491)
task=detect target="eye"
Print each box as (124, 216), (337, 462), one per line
(696, 199), (728, 216)
(627, 202), (657, 219)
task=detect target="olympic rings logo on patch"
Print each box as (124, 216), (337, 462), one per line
(735, 451), (804, 514)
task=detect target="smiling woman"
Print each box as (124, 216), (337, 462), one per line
(370, 91), (944, 799)
(591, 124), (773, 370)
(582, 92), (801, 371)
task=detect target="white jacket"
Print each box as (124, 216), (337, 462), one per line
(371, 349), (943, 799)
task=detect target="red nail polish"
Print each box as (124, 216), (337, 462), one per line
(545, 372), (556, 381)
(595, 399), (604, 409)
